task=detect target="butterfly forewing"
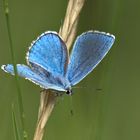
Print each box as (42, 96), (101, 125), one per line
(26, 32), (68, 76)
(67, 31), (115, 86)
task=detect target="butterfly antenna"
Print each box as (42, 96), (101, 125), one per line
(73, 86), (103, 91)
(73, 85), (93, 89)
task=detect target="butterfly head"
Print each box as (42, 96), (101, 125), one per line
(66, 88), (72, 95)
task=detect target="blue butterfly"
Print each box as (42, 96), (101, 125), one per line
(1, 31), (115, 95)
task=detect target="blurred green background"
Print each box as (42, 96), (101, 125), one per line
(0, 0), (140, 140)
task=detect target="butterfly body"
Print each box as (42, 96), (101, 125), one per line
(1, 31), (115, 95)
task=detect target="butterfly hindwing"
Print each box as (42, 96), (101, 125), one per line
(67, 31), (115, 86)
(26, 32), (68, 76)
(1, 64), (66, 91)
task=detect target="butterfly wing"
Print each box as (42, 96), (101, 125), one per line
(67, 31), (115, 86)
(26, 31), (68, 76)
(1, 64), (66, 91)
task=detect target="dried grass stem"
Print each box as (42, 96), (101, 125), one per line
(33, 0), (85, 140)
(33, 91), (56, 140)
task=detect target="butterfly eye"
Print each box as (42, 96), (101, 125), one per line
(66, 89), (72, 95)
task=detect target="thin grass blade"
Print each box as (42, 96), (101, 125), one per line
(12, 104), (21, 140)
(3, 0), (27, 139)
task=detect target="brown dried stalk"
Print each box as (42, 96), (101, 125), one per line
(33, 0), (85, 140)
(33, 90), (56, 140)
(59, 0), (85, 49)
